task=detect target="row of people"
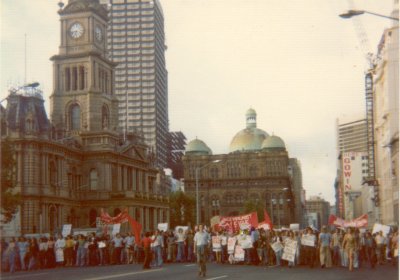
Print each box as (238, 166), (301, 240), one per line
(1, 226), (398, 273)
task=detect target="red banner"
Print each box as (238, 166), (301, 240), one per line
(219, 212), (259, 233)
(263, 209), (273, 230)
(328, 214), (368, 228)
(100, 208), (142, 244)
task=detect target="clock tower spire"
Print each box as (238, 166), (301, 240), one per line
(50, 0), (119, 141)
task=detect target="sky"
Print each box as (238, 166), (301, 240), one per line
(0, 0), (397, 204)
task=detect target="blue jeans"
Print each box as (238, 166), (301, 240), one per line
(19, 252), (26, 270)
(8, 251), (16, 273)
(155, 246), (163, 267)
(275, 250), (282, 266)
(176, 242), (185, 262)
(76, 247), (86, 266)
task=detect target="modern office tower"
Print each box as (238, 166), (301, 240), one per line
(107, 0), (169, 168)
(335, 116), (373, 220)
(166, 131), (187, 179)
(336, 116), (368, 155)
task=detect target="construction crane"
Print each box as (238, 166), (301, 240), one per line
(340, 0), (379, 207)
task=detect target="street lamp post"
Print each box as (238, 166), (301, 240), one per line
(195, 159), (221, 225)
(276, 187), (289, 228)
(339, 9), (399, 21)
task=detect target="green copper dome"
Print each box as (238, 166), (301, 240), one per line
(262, 135), (286, 150)
(185, 138), (212, 155)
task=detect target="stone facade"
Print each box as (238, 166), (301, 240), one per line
(0, 0), (169, 237)
(182, 109), (298, 227)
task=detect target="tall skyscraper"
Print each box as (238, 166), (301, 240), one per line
(335, 116), (373, 220)
(336, 116), (368, 155)
(107, 0), (169, 168)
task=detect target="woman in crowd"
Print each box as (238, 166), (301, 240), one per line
(55, 235), (65, 267)
(257, 229), (268, 266)
(342, 227), (356, 271)
(28, 238), (39, 270)
(271, 231), (283, 266)
(175, 228), (186, 262)
(166, 230), (176, 263)
(212, 231), (222, 264)
(46, 236), (56, 268)
(142, 232), (152, 269)
(38, 237), (48, 269)
(17, 237), (28, 271)
(186, 229), (195, 262)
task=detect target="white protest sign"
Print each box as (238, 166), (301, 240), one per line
(257, 222), (270, 231)
(290, 224), (300, 231)
(157, 223), (168, 232)
(301, 235), (316, 247)
(112, 223), (121, 235)
(98, 241), (106, 248)
(234, 244), (245, 261)
(212, 236), (222, 250)
(227, 237), (236, 254)
(62, 224), (72, 237)
(175, 226), (189, 233)
(240, 235), (253, 249)
(372, 223), (391, 237)
(271, 241), (283, 253)
(282, 239), (297, 262)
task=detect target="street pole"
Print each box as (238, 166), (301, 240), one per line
(196, 168), (199, 225)
(278, 194), (280, 228)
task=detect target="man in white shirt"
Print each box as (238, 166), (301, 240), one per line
(194, 225), (210, 277)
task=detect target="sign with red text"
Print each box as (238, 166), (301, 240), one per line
(342, 152), (367, 193)
(219, 212), (258, 233)
(328, 214), (368, 228)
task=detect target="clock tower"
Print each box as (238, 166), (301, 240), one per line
(50, 0), (119, 139)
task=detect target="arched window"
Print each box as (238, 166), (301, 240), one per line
(70, 104), (81, 130)
(89, 169), (98, 190)
(89, 209), (97, 227)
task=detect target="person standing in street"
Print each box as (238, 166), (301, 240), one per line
(318, 226), (332, 268)
(194, 224), (210, 277)
(142, 232), (152, 269)
(342, 227), (356, 271)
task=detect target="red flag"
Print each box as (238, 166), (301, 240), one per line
(264, 209), (273, 230)
(127, 216), (142, 245)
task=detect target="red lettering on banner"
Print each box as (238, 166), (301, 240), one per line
(219, 212), (258, 233)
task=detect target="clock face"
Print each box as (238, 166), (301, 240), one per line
(95, 26), (103, 42)
(70, 22), (84, 39)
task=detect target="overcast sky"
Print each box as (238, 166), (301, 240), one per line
(0, 0), (396, 204)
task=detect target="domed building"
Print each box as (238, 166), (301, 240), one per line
(229, 109), (269, 152)
(183, 109), (303, 227)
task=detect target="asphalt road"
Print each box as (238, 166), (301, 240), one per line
(0, 263), (398, 280)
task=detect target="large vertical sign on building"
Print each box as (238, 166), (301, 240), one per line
(342, 152), (368, 219)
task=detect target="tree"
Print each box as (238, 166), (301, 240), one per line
(1, 138), (21, 223)
(169, 190), (195, 228)
(243, 199), (264, 221)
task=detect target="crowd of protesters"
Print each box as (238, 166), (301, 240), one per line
(1, 225), (398, 274)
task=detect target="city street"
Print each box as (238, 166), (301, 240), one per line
(0, 263), (398, 280)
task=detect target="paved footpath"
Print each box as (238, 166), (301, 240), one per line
(0, 262), (398, 280)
